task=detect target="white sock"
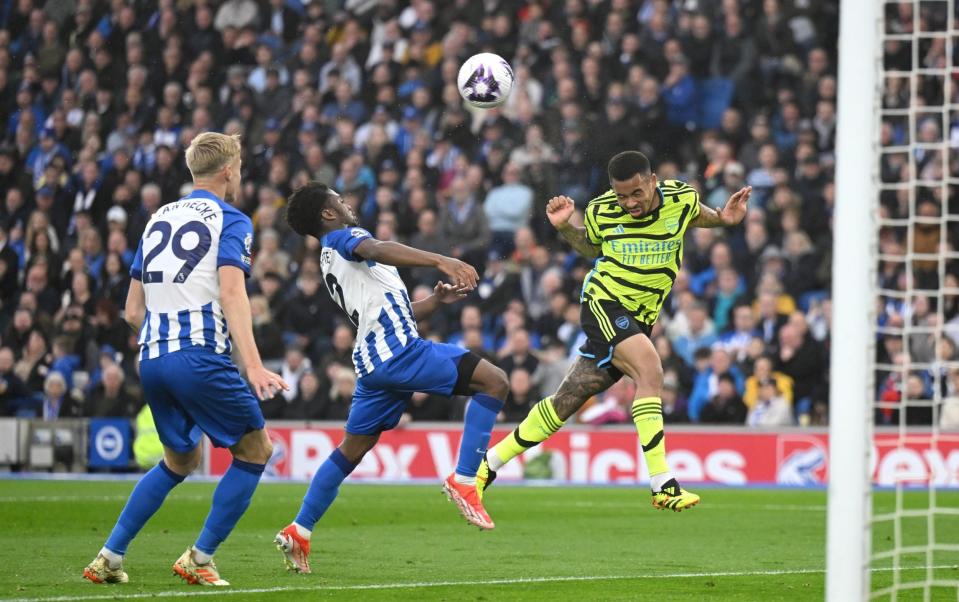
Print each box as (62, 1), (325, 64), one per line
(454, 473), (477, 486)
(293, 522), (312, 540)
(485, 450), (505, 471)
(650, 472), (674, 492)
(191, 546), (212, 565)
(99, 547), (122, 569)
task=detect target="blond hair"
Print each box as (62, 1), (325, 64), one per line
(185, 132), (241, 179)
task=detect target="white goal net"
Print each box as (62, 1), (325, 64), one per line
(830, 1), (959, 600)
(871, 1), (959, 600)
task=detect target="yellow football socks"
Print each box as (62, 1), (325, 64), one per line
(631, 396), (670, 483)
(488, 397), (564, 470)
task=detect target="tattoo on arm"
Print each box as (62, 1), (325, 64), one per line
(551, 357), (617, 420)
(690, 203), (725, 228)
(557, 225), (600, 260)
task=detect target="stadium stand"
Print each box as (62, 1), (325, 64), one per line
(1, 0), (920, 435)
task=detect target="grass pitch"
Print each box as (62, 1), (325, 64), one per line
(0, 480), (956, 601)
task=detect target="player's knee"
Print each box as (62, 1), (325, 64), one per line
(250, 438), (274, 464)
(339, 433), (378, 464)
(235, 445), (273, 465)
(258, 439), (275, 464)
(637, 363), (664, 395)
(166, 459), (199, 475)
(231, 429), (274, 464)
(338, 446), (369, 465)
(164, 448), (201, 476)
(480, 365), (509, 399)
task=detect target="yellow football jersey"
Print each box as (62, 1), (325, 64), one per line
(581, 179), (701, 325)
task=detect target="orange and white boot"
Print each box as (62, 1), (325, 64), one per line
(172, 548), (229, 586)
(275, 524), (312, 574)
(442, 474), (495, 530)
(83, 554), (129, 584)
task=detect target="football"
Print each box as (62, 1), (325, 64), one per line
(456, 52), (514, 109)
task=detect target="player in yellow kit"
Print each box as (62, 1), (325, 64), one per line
(480, 151), (751, 510)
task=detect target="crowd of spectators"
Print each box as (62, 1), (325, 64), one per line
(0, 0), (954, 429)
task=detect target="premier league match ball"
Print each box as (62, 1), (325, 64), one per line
(457, 53), (514, 109)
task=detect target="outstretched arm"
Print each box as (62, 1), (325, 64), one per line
(355, 239), (443, 267)
(690, 186), (752, 228)
(354, 238), (479, 288)
(411, 281), (471, 321)
(547, 195), (601, 259)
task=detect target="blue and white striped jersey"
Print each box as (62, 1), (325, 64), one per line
(320, 227), (419, 377)
(130, 189), (253, 362)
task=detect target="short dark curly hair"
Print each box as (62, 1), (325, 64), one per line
(286, 181), (336, 237)
(607, 151), (652, 182)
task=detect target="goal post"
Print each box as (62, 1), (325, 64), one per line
(830, 0), (959, 599)
(827, 0), (881, 600)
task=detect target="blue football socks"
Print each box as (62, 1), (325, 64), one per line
(104, 461), (185, 556)
(294, 448), (357, 532)
(194, 458), (265, 556)
(455, 393), (504, 478)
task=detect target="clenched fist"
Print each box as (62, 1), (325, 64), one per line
(546, 196), (576, 228)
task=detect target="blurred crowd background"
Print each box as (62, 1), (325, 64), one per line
(0, 0), (955, 429)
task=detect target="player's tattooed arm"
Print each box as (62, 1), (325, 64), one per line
(690, 186), (752, 228)
(550, 357), (617, 420)
(547, 195), (601, 260)
(555, 223), (601, 260)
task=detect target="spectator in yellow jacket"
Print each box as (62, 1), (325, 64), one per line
(744, 356), (794, 409)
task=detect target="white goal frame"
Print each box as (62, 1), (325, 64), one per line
(826, 0), (880, 600)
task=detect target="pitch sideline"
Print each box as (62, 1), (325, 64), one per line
(3, 565), (954, 602)
(0, 495), (832, 512)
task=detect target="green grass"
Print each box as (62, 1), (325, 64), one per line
(0, 480), (957, 601)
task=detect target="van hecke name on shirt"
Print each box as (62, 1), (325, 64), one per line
(159, 200), (218, 223)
